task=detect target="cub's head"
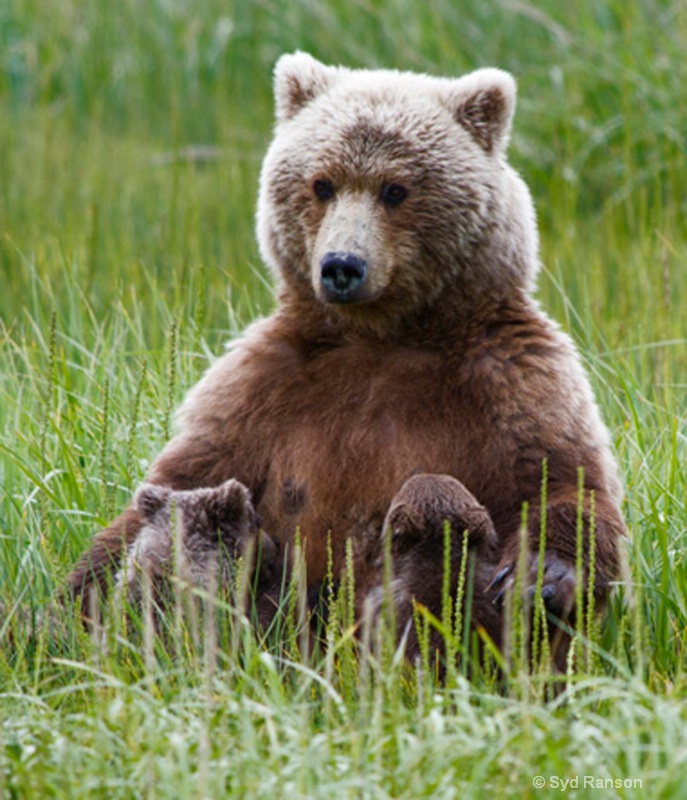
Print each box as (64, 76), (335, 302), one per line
(133, 480), (256, 545)
(257, 52), (540, 334)
(132, 481), (276, 577)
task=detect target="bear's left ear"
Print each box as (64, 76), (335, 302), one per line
(274, 51), (339, 122)
(442, 68), (516, 154)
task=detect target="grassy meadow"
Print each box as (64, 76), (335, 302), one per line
(1, 0), (686, 796)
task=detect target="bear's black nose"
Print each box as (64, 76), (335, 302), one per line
(319, 252), (368, 303)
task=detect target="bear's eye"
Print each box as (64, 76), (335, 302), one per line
(313, 178), (335, 202)
(380, 183), (408, 207)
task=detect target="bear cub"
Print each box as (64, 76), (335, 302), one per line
(116, 480), (277, 604)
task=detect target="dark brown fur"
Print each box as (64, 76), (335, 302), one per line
(67, 298), (625, 661)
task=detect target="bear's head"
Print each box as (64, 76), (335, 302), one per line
(257, 52), (540, 337)
(132, 481), (277, 579)
(133, 480), (257, 549)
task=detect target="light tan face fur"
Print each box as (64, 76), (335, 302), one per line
(257, 53), (540, 332)
(302, 130), (429, 312)
(309, 189), (388, 305)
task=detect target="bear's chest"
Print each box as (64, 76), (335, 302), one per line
(249, 344), (501, 576)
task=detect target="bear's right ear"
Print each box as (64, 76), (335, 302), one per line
(133, 483), (171, 520)
(203, 479), (252, 526)
(274, 51), (339, 122)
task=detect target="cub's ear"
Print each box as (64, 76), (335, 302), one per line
(442, 68), (516, 154)
(274, 51), (339, 122)
(204, 479), (252, 524)
(133, 483), (171, 521)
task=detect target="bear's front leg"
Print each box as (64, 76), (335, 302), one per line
(487, 488), (625, 670)
(368, 473), (501, 664)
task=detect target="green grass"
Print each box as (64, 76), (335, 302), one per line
(1, 0), (687, 796)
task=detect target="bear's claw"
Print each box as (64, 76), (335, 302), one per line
(490, 553), (578, 619)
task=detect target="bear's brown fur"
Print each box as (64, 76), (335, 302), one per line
(66, 53), (626, 668)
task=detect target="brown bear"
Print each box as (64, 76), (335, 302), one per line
(115, 480), (277, 604)
(67, 52), (626, 668)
